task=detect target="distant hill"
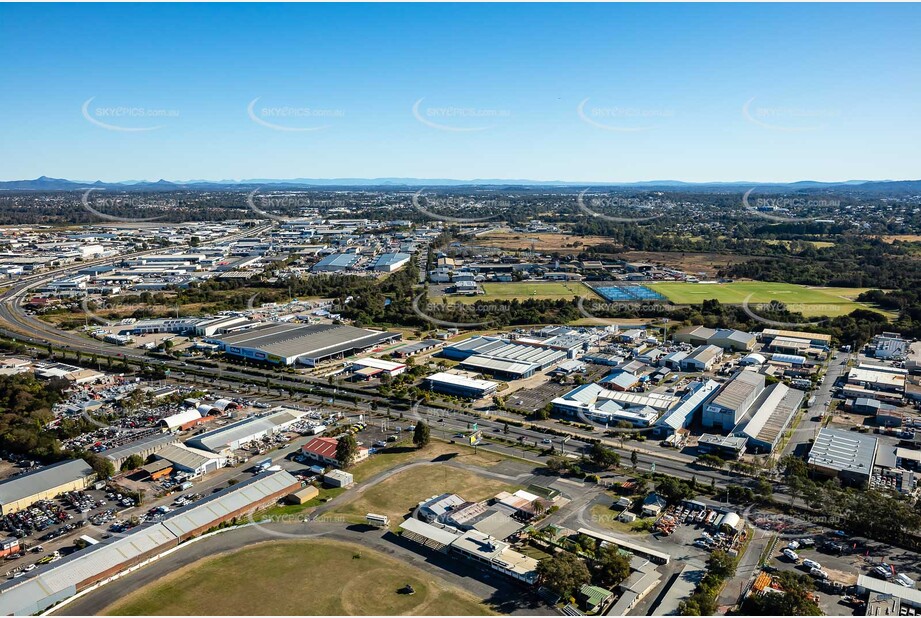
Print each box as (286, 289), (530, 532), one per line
(1, 176), (920, 193)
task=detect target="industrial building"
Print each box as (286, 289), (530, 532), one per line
(207, 323), (400, 366)
(312, 253), (360, 272)
(302, 436), (368, 467)
(0, 471), (300, 616)
(398, 519), (539, 585)
(346, 357), (406, 380)
(847, 363), (907, 395)
(760, 328), (832, 349)
(808, 428), (878, 486)
(391, 339), (443, 358)
(654, 379), (721, 437)
(158, 409), (205, 432)
(441, 335), (569, 379)
(155, 444), (227, 476)
(732, 382), (805, 453)
(697, 434), (748, 459)
(102, 433), (180, 469)
(424, 372), (498, 399)
(552, 382), (658, 427)
(679, 345), (723, 372)
(701, 370), (765, 432)
(674, 326), (756, 352)
(0, 460), (95, 516)
(185, 408), (308, 455)
(371, 252), (411, 272)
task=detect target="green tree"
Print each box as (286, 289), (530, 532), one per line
(413, 420), (431, 448)
(336, 434), (359, 468)
(593, 544), (632, 588)
(121, 454), (145, 471)
(536, 552), (591, 600)
(631, 449), (639, 469)
(706, 550), (737, 579)
(86, 454), (115, 480)
(589, 442), (620, 469)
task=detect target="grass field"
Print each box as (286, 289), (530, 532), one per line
(646, 282), (877, 317)
(450, 281), (598, 305)
(332, 463), (518, 528)
(103, 539), (493, 616)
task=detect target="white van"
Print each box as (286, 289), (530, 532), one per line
(803, 559), (822, 571)
(895, 573), (916, 588)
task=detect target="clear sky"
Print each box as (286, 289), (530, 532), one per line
(1, 3), (919, 183)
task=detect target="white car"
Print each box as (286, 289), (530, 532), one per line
(895, 573), (916, 588)
(783, 548), (799, 561)
(810, 568), (829, 580)
(803, 559), (822, 571)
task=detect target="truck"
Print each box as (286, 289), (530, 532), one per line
(179, 481), (194, 491)
(254, 457), (272, 473)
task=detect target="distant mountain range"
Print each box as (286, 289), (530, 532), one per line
(1, 175), (920, 193)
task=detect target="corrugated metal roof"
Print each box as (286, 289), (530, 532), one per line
(161, 471), (297, 538)
(0, 460), (94, 506)
(215, 323), (397, 361)
(102, 433), (179, 462)
(711, 370), (764, 412)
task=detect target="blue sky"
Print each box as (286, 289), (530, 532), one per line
(1, 3), (919, 183)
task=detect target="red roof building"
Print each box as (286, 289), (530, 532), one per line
(302, 437), (368, 466)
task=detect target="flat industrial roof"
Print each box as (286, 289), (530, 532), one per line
(426, 372), (497, 391)
(399, 518), (461, 546)
(808, 428), (877, 475)
(161, 471), (298, 538)
(102, 433), (179, 463)
(711, 370), (764, 412)
(156, 444), (222, 470)
(0, 471), (298, 616)
(0, 460), (94, 507)
(657, 380), (720, 430)
(216, 323), (397, 361)
(736, 383), (804, 447)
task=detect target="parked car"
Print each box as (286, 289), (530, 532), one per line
(783, 548), (799, 562)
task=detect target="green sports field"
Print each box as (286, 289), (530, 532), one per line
(103, 539), (493, 616)
(450, 281), (597, 304)
(646, 282), (877, 317)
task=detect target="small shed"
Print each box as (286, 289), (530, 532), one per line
(285, 485), (319, 505)
(324, 469), (354, 488)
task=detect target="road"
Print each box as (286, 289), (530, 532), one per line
(780, 350), (850, 458)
